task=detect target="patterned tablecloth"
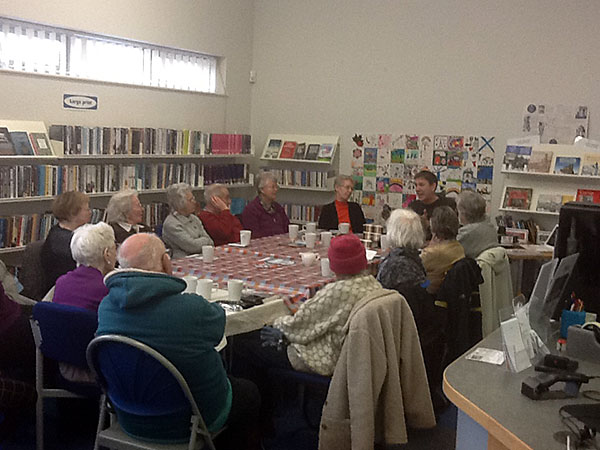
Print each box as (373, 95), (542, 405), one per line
(172, 233), (383, 312)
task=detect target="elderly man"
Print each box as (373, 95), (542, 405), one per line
(97, 233), (261, 449)
(105, 189), (148, 244)
(197, 184), (243, 246)
(456, 190), (498, 258)
(318, 174), (365, 233)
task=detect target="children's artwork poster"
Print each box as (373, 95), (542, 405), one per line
(522, 104), (589, 145)
(350, 133), (495, 223)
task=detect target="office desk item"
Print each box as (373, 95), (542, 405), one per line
(567, 325), (600, 363)
(444, 330), (600, 450)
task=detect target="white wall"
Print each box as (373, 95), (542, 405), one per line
(0, 0), (254, 132)
(250, 0), (600, 214)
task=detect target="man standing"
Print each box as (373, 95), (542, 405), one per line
(409, 170), (456, 239)
(197, 184), (243, 246)
(97, 233), (260, 449)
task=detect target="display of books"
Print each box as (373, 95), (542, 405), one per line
(263, 139), (282, 158)
(9, 131), (35, 155)
(553, 156), (581, 175)
(502, 186), (533, 210)
(576, 189), (600, 204)
(581, 154), (600, 176)
(317, 143), (334, 161)
(503, 145), (532, 171)
(535, 194), (572, 213)
(305, 144), (320, 160)
(0, 128), (15, 155)
(279, 141), (297, 159)
(528, 150), (552, 173)
(293, 143), (306, 159)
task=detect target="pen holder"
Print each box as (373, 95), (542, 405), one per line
(560, 310), (586, 339)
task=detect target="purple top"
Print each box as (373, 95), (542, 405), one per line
(0, 283), (21, 335)
(241, 196), (290, 239)
(53, 265), (109, 312)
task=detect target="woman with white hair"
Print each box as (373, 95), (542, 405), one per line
(456, 190), (498, 258)
(106, 189), (147, 244)
(318, 174), (365, 233)
(52, 222), (117, 312)
(162, 183), (214, 258)
(241, 171), (289, 238)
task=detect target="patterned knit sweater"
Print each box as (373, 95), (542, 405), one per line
(273, 274), (382, 375)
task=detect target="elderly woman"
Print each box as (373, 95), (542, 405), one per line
(162, 183), (214, 258)
(318, 174), (366, 234)
(106, 189), (148, 244)
(52, 222), (117, 312)
(241, 171), (289, 238)
(198, 183), (243, 246)
(421, 206), (465, 295)
(456, 190), (498, 258)
(41, 191), (91, 293)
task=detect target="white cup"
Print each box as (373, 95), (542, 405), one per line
(240, 230), (252, 246)
(380, 234), (390, 251)
(182, 275), (198, 294)
(202, 245), (214, 263)
(197, 278), (214, 300)
(339, 222), (350, 234)
(303, 232), (317, 249)
(228, 279), (244, 302)
(321, 258), (333, 277)
(303, 222), (317, 233)
(289, 224), (299, 241)
(320, 231), (332, 248)
(300, 252), (319, 267)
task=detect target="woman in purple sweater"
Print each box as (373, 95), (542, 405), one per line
(53, 222), (117, 312)
(241, 171), (290, 238)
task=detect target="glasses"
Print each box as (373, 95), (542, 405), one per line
(165, 248), (173, 258)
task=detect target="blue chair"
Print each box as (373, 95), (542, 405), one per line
(87, 334), (220, 450)
(30, 301), (100, 450)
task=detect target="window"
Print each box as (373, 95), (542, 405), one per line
(0, 16), (219, 94)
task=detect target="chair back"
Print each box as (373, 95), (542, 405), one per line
(31, 301), (98, 368)
(19, 240), (46, 301)
(87, 335), (200, 418)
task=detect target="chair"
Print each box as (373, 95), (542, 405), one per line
(30, 301), (99, 450)
(19, 239), (46, 301)
(476, 247), (514, 337)
(86, 334), (219, 450)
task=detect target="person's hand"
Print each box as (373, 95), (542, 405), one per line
(211, 195), (229, 212)
(260, 326), (287, 350)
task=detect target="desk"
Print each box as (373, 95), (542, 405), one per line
(506, 244), (553, 297)
(443, 330), (600, 450)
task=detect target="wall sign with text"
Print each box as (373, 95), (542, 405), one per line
(63, 94), (98, 110)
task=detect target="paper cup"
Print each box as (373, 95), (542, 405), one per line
(227, 279), (244, 302)
(338, 222), (350, 234)
(289, 224), (299, 241)
(320, 231), (332, 248)
(182, 275), (197, 294)
(202, 245), (214, 263)
(321, 258), (332, 277)
(197, 278), (213, 300)
(240, 230), (251, 246)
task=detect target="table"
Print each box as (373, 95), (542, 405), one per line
(443, 330), (600, 450)
(506, 244), (554, 297)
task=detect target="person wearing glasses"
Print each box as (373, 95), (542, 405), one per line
(161, 183), (213, 258)
(241, 171), (289, 238)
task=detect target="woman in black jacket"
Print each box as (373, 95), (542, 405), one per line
(318, 175), (365, 233)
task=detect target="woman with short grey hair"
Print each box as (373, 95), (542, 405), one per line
(106, 189), (147, 244)
(241, 171), (290, 238)
(52, 222), (117, 312)
(162, 183), (214, 258)
(317, 174), (366, 233)
(456, 190), (498, 258)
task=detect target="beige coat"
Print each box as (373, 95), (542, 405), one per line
(477, 246), (513, 337)
(421, 240), (465, 295)
(319, 288), (436, 450)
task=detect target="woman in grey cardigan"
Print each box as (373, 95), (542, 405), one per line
(162, 183), (214, 258)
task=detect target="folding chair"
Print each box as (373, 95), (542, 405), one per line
(30, 301), (100, 450)
(87, 334), (220, 450)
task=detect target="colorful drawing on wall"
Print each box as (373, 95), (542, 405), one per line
(363, 176), (376, 192)
(433, 150), (448, 166)
(361, 192), (376, 206)
(391, 148), (405, 163)
(448, 136), (464, 150)
(377, 164), (390, 177)
(389, 178), (403, 193)
(364, 147), (377, 164)
(434, 135), (448, 150)
(378, 134), (392, 148)
(377, 147), (391, 164)
(364, 164), (377, 177)
(376, 177), (390, 193)
(352, 175), (363, 191)
(390, 163), (404, 178)
(447, 149), (463, 168)
(405, 149), (420, 165)
(406, 135), (419, 150)
(477, 166), (493, 184)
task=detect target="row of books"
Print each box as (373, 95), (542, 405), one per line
(282, 204), (321, 223)
(503, 146), (600, 176)
(0, 127), (53, 156)
(502, 187), (600, 213)
(0, 163), (250, 199)
(48, 126), (252, 156)
(263, 139), (336, 162)
(270, 169), (330, 189)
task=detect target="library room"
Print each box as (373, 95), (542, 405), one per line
(1, 1), (600, 449)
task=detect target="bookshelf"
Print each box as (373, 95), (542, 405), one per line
(260, 134), (339, 224)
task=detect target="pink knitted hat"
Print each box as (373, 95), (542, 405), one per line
(328, 234), (367, 275)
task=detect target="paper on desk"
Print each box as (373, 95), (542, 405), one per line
(501, 316), (532, 372)
(466, 347), (505, 365)
(366, 249), (377, 261)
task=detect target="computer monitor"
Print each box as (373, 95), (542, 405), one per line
(553, 202), (600, 315)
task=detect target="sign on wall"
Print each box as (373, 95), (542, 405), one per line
(63, 94), (98, 110)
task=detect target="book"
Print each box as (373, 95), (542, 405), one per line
(317, 143), (334, 161)
(535, 194), (571, 213)
(576, 189), (600, 204)
(264, 139), (282, 158)
(29, 132), (53, 156)
(0, 127), (16, 155)
(528, 150), (553, 173)
(293, 143), (307, 159)
(279, 141), (297, 159)
(502, 187), (532, 210)
(554, 156), (581, 175)
(305, 144), (320, 160)
(9, 131), (35, 155)
(581, 154), (600, 176)
(503, 145), (531, 171)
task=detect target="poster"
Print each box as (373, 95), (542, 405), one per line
(522, 104), (589, 145)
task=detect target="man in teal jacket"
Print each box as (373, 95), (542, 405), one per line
(97, 233), (260, 449)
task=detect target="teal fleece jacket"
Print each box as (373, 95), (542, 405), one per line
(97, 270), (231, 442)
